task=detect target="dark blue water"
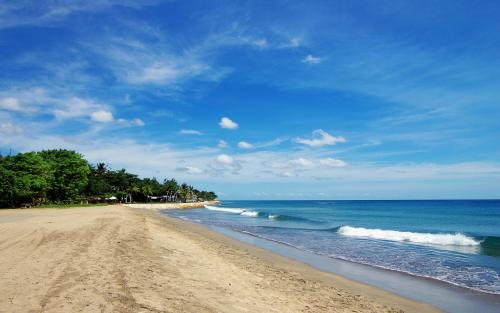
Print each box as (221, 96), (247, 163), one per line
(166, 200), (500, 295)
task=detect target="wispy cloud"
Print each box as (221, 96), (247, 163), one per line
(252, 38), (268, 48)
(208, 154), (242, 176)
(90, 36), (230, 89)
(176, 166), (203, 175)
(0, 87), (144, 131)
(319, 157), (347, 167)
(289, 157), (314, 169)
(180, 129), (203, 136)
(302, 54), (321, 64)
(254, 137), (287, 149)
(131, 118), (145, 127)
(0, 122), (23, 135)
(115, 118), (145, 127)
(280, 37), (302, 48)
(0, 97), (37, 113)
(296, 129), (346, 147)
(0, 1), (162, 29)
(277, 171), (295, 178)
(52, 97), (104, 121)
(218, 140), (229, 148)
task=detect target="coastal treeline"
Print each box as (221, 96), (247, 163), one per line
(0, 149), (216, 208)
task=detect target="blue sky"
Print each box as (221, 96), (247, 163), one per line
(1, 0), (499, 199)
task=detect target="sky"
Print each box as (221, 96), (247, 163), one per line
(1, 0), (500, 200)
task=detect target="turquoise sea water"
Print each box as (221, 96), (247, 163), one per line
(166, 200), (500, 295)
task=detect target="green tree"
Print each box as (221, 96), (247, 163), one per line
(177, 183), (191, 202)
(0, 161), (15, 207)
(162, 178), (179, 194)
(208, 191), (217, 201)
(1, 149), (217, 207)
(39, 149), (90, 202)
(0, 153), (52, 207)
(86, 163), (111, 198)
(107, 168), (137, 193)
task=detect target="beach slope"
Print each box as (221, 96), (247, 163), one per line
(0, 205), (438, 312)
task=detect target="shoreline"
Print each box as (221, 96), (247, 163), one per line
(160, 204), (500, 312)
(164, 201), (500, 305)
(122, 200), (219, 210)
(201, 223), (500, 313)
(0, 205), (438, 312)
(141, 207), (441, 312)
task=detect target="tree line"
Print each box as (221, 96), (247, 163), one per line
(0, 149), (217, 208)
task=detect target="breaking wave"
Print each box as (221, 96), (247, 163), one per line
(337, 226), (480, 246)
(204, 205), (315, 222)
(204, 205), (245, 214)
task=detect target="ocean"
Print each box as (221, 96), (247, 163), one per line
(165, 200), (500, 295)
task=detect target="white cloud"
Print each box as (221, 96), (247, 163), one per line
(216, 154), (234, 165)
(253, 38), (268, 48)
(0, 97), (37, 113)
(0, 88), (144, 133)
(238, 141), (253, 149)
(0, 122), (23, 135)
(289, 158), (315, 168)
(208, 153), (242, 176)
(53, 97), (103, 120)
(257, 137), (287, 148)
(180, 129), (203, 135)
(237, 32), (303, 50)
(132, 118), (145, 126)
(320, 158), (347, 167)
(0, 89), (109, 121)
(90, 110), (114, 123)
(302, 54), (322, 64)
(218, 140), (228, 148)
(296, 129), (346, 147)
(117, 117), (145, 127)
(278, 171), (295, 178)
(219, 117), (238, 129)
(176, 166), (203, 175)
(0, 97), (21, 112)
(286, 37), (301, 48)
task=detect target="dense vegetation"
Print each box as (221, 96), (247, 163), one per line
(0, 149), (217, 208)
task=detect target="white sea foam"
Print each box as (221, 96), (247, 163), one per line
(268, 214), (278, 220)
(204, 205), (260, 217)
(204, 205), (244, 214)
(240, 211), (259, 217)
(337, 226), (480, 246)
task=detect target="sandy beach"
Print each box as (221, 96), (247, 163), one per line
(0, 205), (439, 313)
